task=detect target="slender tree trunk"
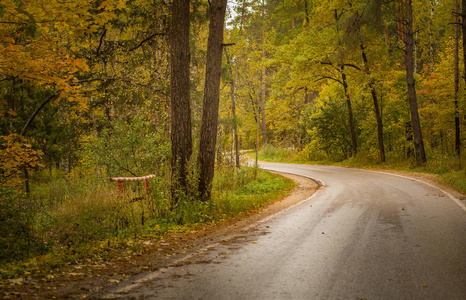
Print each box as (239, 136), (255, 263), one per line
(361, 44), (385, 162)
(255, 96), (260, 178)
(170, 0), (193, 202)
(429, 0), (435, 73)
(304, 0), (310, 25)
(455, 0), (461, 157)
(463, 0), (466, 92)
(260, 0), (267, 145)
(19, 91), (60, 196)
(225, 48), (241, 168)
(198, 0), (228, 201)
(404, 0), (427, 165)
(341, 65), (358, 157)
(261, 67), (267, 145)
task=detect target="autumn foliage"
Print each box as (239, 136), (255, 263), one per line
(0, 134), (42, 188)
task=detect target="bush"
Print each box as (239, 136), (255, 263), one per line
(259, 144), (296, 162)
(0, 188), (47, 263)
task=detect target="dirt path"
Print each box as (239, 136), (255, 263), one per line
(1, 173), (319, 299)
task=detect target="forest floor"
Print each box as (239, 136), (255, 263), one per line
(0, 173), (319, 299)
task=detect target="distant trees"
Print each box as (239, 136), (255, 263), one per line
(222, 0), (464, 165)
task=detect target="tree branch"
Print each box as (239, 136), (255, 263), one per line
(316, 76), (343, 85)
(129, 32), (167, 51)
(343, 63), (362, 71)
(21, 91), (61, 136)
(96, 29), (107, 56)
(111, 157), (138, 177)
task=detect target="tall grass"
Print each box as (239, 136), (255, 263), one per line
(259, 144), (301, 162)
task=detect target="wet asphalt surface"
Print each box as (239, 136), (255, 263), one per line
(95, 163), (466, 299)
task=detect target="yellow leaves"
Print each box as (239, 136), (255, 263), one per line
(116, 0), (128, 10)
(0, 134), (43, 188)
(98, 0), (110, 10)
(0, 0), (120, 114)
(73, 58), (90, 72)
(98, 0), (127, 11)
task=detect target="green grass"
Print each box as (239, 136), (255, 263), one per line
(439, 170), (466, 194)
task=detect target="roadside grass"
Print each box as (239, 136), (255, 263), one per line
(252, 145), (466, 194)
(0, 166), (295, 280)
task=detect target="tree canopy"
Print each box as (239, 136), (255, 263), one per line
(1, 0), (465, 194)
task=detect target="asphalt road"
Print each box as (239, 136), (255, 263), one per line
(98, 163), (466, 299)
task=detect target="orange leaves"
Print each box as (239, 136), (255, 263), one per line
(0, 134), (43, 189)
(0, 0), (127, 115)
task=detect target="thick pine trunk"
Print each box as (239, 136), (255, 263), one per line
(170, 0), (192, 202)
(198, 0), (228, 201)
(404, 0), (427, 165)
(361, 45), (385, 162)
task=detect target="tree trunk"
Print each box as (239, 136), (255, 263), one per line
(198, 0), (228, 201)
(341, 65), (358, 157)
(261, 66), (267, 145)
(225, 48), (241, 169)
(455, 0), (461, 157)
(255, 96), (260, 178)
(463, 0), (466, 90)
(404, 0), (427, 165)
(170, 0), (193, 202)
(260, 1), (267, 146)
(361, 44), (385, 162)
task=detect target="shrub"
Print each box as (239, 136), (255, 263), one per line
(0, 188), (47, 262)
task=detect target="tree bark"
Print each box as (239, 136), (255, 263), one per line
(341, 65), (358, 157)
(261, 66), (267, 145)
(170, 0), (193, 202)
(260, 0), (267, 145)
(361, 44), (385, 162)
(455, 0), (461, 157)
(225, 48), (241, 168)
(198, 0), (228, 201)
(404, 0), (427, 165)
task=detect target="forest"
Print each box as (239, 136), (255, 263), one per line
(1, 0), (465, 271)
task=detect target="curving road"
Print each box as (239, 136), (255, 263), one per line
(97, 163), (466, 299)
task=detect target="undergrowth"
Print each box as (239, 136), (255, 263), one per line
(0, 165), (295, 279)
